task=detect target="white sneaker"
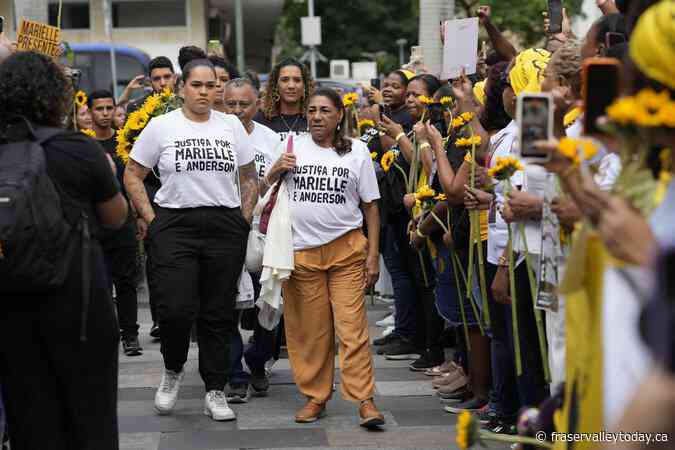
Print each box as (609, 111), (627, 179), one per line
(154, 369), (184, 415)
(204, 390), (236, 421)
(382, 325), (395, 337)
(376, 314), (395, 328)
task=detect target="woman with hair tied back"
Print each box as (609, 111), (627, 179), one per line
(267, 87), (385, 428)
(124, 58), (259, 423)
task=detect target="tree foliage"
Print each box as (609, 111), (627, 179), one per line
(274, 0), (584, 77)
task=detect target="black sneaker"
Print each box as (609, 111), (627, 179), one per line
(373, 333), (397, 346)
(250, 371), (270, 397)
(437, 387), (471, 403)
(227, 383), (250, 404)
(149, 323), (160, 339)
(409, 351), (445, 372)
(376, 335), (402, 355)
(477, 404), (500, 424)
(122, 336), (143, 356)
(482, 418), (518, 435)
(384, 339), (421, 361)
(443, 396), (488, 414)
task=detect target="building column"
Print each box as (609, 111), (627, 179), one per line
(418, 0), (454, 76)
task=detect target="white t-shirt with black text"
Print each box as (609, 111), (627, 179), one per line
(286, 136), (380, 251)
(130, 109), (254, 209)
(250, 121), (283, 178)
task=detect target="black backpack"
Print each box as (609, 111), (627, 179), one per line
(0, 121), (92, 339)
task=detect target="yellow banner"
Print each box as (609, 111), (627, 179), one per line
(16, 19), (61, 57)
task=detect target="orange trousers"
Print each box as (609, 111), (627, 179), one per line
(282, 229), (376, 404)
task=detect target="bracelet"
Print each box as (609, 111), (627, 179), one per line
(395, 132), (406, 142)
(419, 142), (431, 151)
(415, 228), (427, 239)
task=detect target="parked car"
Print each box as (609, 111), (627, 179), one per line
(59, 43), (151, 100)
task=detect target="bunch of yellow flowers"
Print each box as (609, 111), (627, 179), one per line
(455, 135), (482, 148)
(607, 88), (675, 128)
(488, 156), (524, 180)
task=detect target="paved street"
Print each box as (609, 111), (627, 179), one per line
(118, 288), (507, 450)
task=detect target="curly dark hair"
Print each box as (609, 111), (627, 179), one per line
(0, 51), (73, 130)
(262, 58), (314, 120)
(309, 87), (352, 156)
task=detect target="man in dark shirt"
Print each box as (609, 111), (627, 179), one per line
(90, 90), (142, 356)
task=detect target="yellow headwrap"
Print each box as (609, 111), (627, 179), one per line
(399, 69), (416, 81)
(629, 0), (675, 90)
(473, 80), (487, 106)
(509, 48), (551, 96)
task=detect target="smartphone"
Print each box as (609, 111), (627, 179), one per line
(605, 31), (626, 49)
(583, 58), (621, 135)
(0, 16), (5, 34)
(380, 104), (392, 120)
(517, 93), (553, 162)
(547, 0), (563, 34)
(370, 78), (381, 91)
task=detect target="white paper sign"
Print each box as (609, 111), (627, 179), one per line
(442, 18), (479, 80)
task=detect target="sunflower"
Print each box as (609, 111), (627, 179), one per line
(127, 110), (150, 131)
(418, 95), (433, 105)
(452, 117), (466, 129)
(440, 96), (453, 108)
(636, 88), (670, 113)
(414, 184), (436, 200)
(460, 112), (474, 122)
(456, 411), (479, 450)
(488, 156), (523, 180)
(160, 88), (173, 101)
(381, 151), (396, 172)
(557, 137), (579, 161)
(342, 92), (359, 107)
(80, 128), (96, 138)
(434, 193), (447, 201)
(142, 93), (161, 115)
(370, 152), (377, 160)
(607, 97), (638, 126)
(75, 90), (88, 109)
(455, 136), (481, 148)
(115, 129), (132, 163)
(580, 140), (598, 161)
(557, 137), (599, 165)
(657, 102), (675, 127)
(358, 119), (376, 130)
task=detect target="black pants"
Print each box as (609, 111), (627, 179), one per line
(149, 206), (249, 392)
(0, 242), (120, 450)
(505, 262), (549, 407)
(102, 219), (139, 339)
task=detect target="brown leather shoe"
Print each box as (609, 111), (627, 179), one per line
(359, 399), (385, 428)
(295, 401), (326, 423)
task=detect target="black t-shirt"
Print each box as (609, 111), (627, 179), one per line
(253, 111), (308, 142)
(97, 135), (126, 195)
(389, 106), (414, 134)
(44, 132), (120, 234)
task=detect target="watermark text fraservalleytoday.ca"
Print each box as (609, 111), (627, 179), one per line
(535, 431), (670, 445)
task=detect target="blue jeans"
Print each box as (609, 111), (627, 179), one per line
(229, 272), (278, 385)
(381, 222), (418, 342)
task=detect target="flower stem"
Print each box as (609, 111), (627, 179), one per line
(518, 223), (551, 383)
(429, 211), (449, 233)
(507, 227), (522, 376)
(418, 250), (429, 287)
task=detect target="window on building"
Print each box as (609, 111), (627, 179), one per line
(112, 0), (186, 28)
(48, 2), (90, 29)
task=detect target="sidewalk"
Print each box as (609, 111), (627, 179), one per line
(118, 289), (506, 450)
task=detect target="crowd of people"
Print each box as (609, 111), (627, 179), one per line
(0, 0), (674, 448)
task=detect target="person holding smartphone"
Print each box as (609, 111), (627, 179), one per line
(278, 87), (384, 428)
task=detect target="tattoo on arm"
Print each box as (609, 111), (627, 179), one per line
(239, 161), (259, 223)
(123, 160), (154, 223)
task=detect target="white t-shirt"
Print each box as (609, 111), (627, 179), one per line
(285, 136), (380, 251)
(130, 109), (254, 209)
(487, 121), (523, 265)
(250, 121), (283, 178)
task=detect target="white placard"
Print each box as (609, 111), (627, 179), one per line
(301, 16), (321, 46)
(351, 61), (377, 82)
(442, 18), (479, 80)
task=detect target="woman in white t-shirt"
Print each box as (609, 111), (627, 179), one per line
(123, 59), (259, 422)
(265, 87), (384, 428)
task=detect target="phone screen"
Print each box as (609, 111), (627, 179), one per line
(584, 63), (619, 135)
(548, 0), (563, 34)
(380, 104), (392, 120)
(520, 97), (551, 157)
